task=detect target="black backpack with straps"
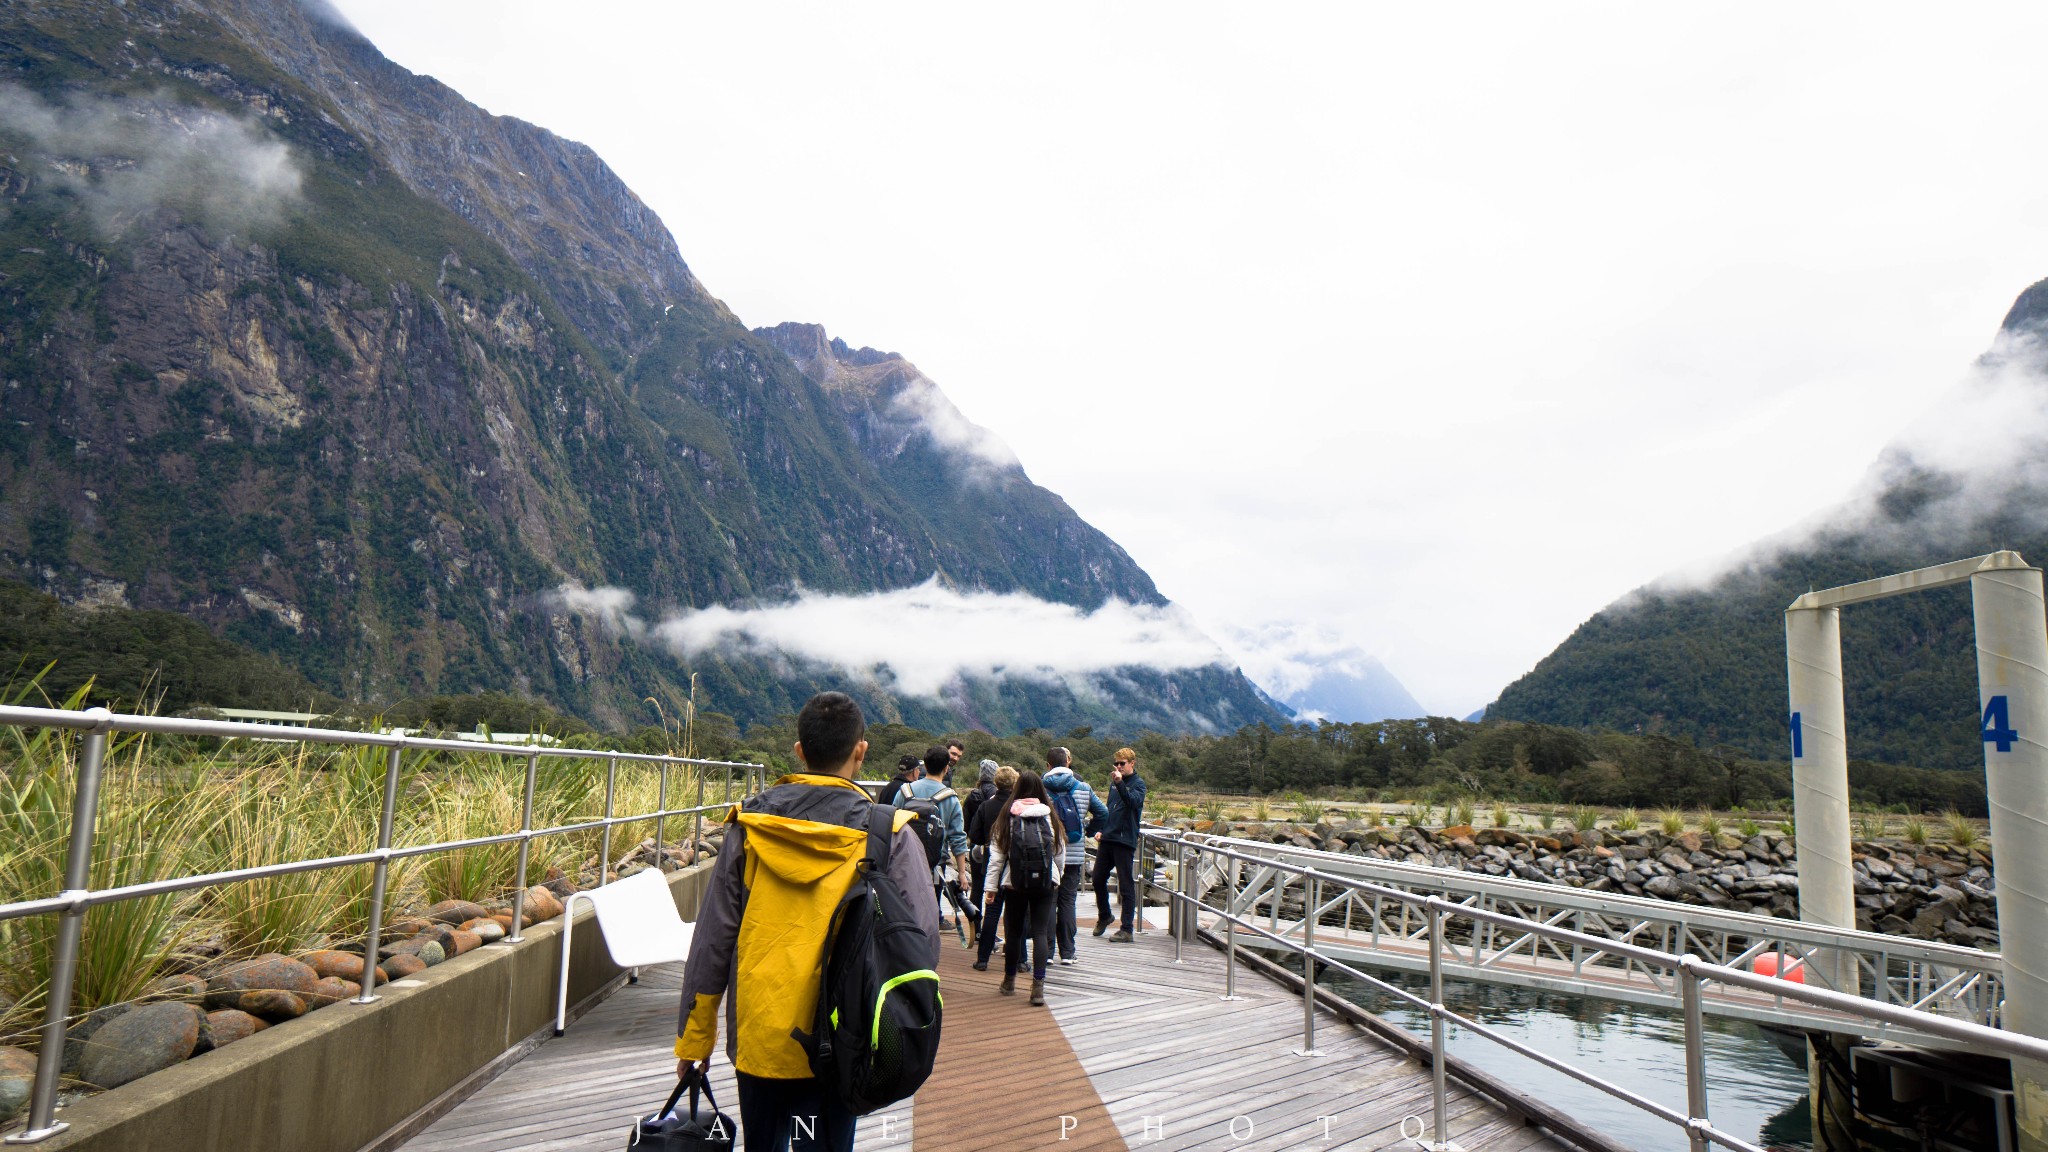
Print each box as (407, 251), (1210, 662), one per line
(1006, 811), (1058, 894)
(897, 786), (948, 869)
(793, 805), (942, 1115)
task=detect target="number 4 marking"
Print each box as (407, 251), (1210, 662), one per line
(1983, 695), (2020, 753)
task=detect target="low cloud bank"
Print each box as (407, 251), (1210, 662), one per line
(0, 83), (302, 237)
(546, 579), (1231, 697)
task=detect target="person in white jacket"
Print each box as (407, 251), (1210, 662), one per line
(980, 769), (1068, 1006)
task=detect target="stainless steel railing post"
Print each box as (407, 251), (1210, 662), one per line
(1429, 900), (1450, 1150)
(1681, 956), (1710, 1152)
(692, 767), (707, 863)
(8, 712), (110, 1145)
(1172, 841), (1187, 963)
(1222, 852), (1242, 1002)
(506, 751), (540, 943)
(600, 754), (617, 886)
(1297, 872), (1320, 1056)
(654, 762), (668, 867)
(353, 742), (405, 1004)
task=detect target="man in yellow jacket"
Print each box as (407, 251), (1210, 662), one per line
(676, 692), (940, 1151)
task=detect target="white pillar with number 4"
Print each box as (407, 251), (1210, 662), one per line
(1972, 567), (2048, 1150)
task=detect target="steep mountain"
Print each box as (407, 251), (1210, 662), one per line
(1488, 280), (2048, 769)
(1277, 656), (1424, 724)
(0, 0), (1285, 734)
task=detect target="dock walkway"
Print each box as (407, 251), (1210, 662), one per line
(398, 913), (1569, 1151)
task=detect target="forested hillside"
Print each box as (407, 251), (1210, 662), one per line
(1489, 279), (2048, 771)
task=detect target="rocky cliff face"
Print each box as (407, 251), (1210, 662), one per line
(0, 0), (1282, 733)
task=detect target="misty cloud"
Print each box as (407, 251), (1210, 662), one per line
(542, 583), (643, 637)
(888, 373), (1021, 482)
(547, 578), (1230, 697)
(0, 83), (303, 237)
(1653, 333), (2048, 593)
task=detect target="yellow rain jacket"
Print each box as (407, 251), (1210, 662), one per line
(676, 773), (940, 1079)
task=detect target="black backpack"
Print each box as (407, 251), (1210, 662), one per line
(793, 806), (942, 1115)
(1047, 786), (1083, 840)
(1006, 812), (1058, 894)
(898, 787), (947, 869)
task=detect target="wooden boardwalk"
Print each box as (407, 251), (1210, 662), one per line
(398, 910), (1570, 1150)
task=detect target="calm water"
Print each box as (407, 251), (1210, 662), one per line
(1316, 963), (1815, 1152)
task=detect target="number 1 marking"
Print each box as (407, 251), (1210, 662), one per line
(1790, 711), (1803, 760)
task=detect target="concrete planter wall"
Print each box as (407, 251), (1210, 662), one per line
(30, 864), (713, 1152)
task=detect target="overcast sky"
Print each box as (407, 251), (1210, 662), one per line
(332, 2), (2048, 717)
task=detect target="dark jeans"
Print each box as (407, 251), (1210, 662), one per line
(976, 889), (1006, 966)
(736, 1070), (856, 1152)
(1094, 839), (1137, 931)
(1055, 855), (1083, 959)
(1003, 886), (1055, 980)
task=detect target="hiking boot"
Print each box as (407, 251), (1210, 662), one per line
(1092, 920), (1110, 937)
(999, 972), (1016, 995)
(1109, 929), (1134, 943)
(972, 960), (988, 972)
(1058, 956), (1077, 966)
(1029, 978), (1046, 1006)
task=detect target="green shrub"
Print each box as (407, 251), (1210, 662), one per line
(1448, 797), (1476, 828)
(1697, 812), (1722, 838)
(1737, 818), (1762, 840)
(1903, 815), (1928, 845)
(1613, 808), (1641, 832)
(1490, 799), (1514, 829)
(1658, 809), (1685, 836)
(1572, 806), (1600, 832)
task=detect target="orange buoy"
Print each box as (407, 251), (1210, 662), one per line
(1753, 952), (1805, 982)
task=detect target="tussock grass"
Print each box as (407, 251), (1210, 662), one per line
(1944, 810), (1981, 849)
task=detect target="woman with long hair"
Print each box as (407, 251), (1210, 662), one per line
(980, 769), (1067, 1006)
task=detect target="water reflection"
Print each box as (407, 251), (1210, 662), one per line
(1317, 964), (1813, 1152)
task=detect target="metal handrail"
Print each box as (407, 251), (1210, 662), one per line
(0, 705), (765, 1145)
(1145, 826), (2046, 1152)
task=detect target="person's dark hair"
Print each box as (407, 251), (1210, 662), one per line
(795, 692), (864, 770)
(993, 769), (1065, 856)
(923, 745), (951, 776)
(1046, 746), (1071, 769)
(946, 739), (965, 752)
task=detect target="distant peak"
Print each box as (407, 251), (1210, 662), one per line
(755, 322), (901, 369)
(1998, 276), (2048, 339)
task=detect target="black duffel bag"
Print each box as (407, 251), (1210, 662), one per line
(627, 1068), (735, 1151)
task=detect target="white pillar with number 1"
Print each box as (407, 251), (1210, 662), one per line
(1972, 567), (2048, 1150)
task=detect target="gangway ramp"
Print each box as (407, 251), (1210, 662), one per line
(1181, 833), (2007, 1048)
(394, 914), (1575, 1151)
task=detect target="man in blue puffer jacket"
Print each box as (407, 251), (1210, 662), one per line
(1040, 747), (1108, 965)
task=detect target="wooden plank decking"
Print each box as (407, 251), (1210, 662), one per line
(397, 910), (1571, 1150)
